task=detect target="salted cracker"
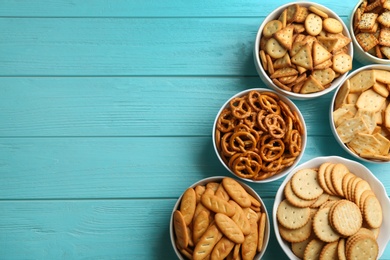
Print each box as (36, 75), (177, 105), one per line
(355, 32), (379, 52)
(305, 13), (323, 36)
(274, 24), (295, 50)
(323, 17), (343, 34)
(356, 89), (386, 112)
(334, 79), (350, 109)
(262, 19), (283, 38)
(300, 75), (324, 94)
(277, 199), (311, 229)
(265, 37), (287, 59)
(348, 69), (376, 93)
(291, 168), (323, 200)
(336, 116), (370, 143)
(313, 207), (341, 242)
(332, 52), (352, 74)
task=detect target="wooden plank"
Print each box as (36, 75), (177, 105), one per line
(1, 136), (389, 199)
(0, 0), (358, 17)
(0, 77), (341, 137)
(0, 17), (351, 76)
(0, 198), (289, 259)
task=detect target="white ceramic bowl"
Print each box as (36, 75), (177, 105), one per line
(273, 156), (390, 259)
(253, 1), (353, 100)
(330, 64), (390, 164)
(212, 88), (307, 183)
(349, 0), (390, 65)
(170, 176), (270, 260)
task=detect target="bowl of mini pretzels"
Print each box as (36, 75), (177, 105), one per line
(350, 0), (390, 65)
(170, 176), (270, 260)
(254, 1), (354, 99)
(273, 156), (390, 259)
(212, 88), (306, 183)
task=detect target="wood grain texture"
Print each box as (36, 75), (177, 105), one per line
(1, 136), (389, 199)
(0, 0), (357, 17)
(0, 76), (345, 137)
(1, 0), (389, 258)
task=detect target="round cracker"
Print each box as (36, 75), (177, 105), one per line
(330, 199), (362, 237)
(363, 195), (383, 229)
(291, 168), (323, 200)
(313, 207), (341, 242)
(277, 199), (311, 229)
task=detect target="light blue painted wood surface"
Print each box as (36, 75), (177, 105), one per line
(0, 0), (389, 259)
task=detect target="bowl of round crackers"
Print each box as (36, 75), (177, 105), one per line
(350, 0), (390, 65)
(254, 2), (354, 100)
(170, 176), (270, 260)
(212, 88), (307, 183)
(330, 64), (390, 163)
(273, 156), (390, 260)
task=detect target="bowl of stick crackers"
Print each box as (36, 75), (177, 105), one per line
(330, 64), (390, 163)
(212, 88), (306, 183)
(350, 0), (390, 65)
(170, 176), (270, 260)
(273, 156), (390, 260)
(254, 2), (354, 100)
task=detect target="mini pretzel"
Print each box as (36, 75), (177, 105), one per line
(288, 129), (302, 157)
(230, 97), (252, 119)
(231, 151), (262, 178)
(264, 113), (286, 139)
(217, 109), (237, 133)
(259, 138), (285, 162)
(230, 131), (257, 153)
(259, 94), (281, 114)
(221, 132), (236, 157)
(247, 90), (262, 111)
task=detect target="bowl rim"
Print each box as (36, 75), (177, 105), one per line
(349, 0), (390, 64)
(253, 1), (354, 100)
(272, 156), (390, 259)
(169, 176), (271, 260)
(212, 88), (307, 183)
(329, 64), (390, 164)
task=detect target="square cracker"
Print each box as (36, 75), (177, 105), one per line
(379, 28), (390, 47)
(349, 133), (384, 155)
(349, 70), (376, 93)
(355, 109), (377, 134)
(356, 89), (386, 112)
(355, 33), (379, 52)
(333, 108), (354, 127)
(336, 117), (370, 143)
(358, 13), (378, 30)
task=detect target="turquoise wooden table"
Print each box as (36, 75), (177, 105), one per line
(1, 0), (390, 259)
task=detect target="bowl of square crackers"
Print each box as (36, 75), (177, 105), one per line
(212, 88), (306, 183)
(170, 176), (270, 260)
(273, 156), (390, 259)
(330, 64), (390, 163)
(350, 0), (390, 64)
(254, 2), (354, 100)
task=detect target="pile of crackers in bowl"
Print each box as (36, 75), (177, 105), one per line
(273, 156), (390, 260)
(170, 177), (270, 260)
(254, 2), (353, 99)
(351, 0), (390, 64)
(330, 64), (390, 163)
